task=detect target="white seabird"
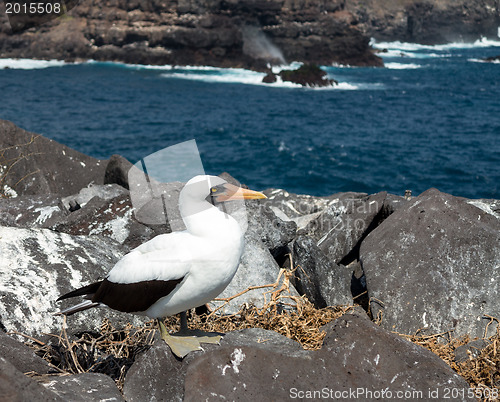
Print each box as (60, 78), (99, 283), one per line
(57, 175), (266, 357)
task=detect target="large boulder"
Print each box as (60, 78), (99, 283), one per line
(0, 331), (53, 375)
(0, 120), (107, 197)
(245, 200), (297, 260)
(124, 313), (473, 401)
(299, 191), (388, 265)
(0, 193), (68, 228)
(39, 373), (125, 402)
(292, 235), (353, 308)
(278, 63), (337, 87)
(53, 184), (162, 249)
(0, 357), (63, 401)
(361, 188), (500, 337)
(0, 226), (147, 337)
(289, 191), (389, 307)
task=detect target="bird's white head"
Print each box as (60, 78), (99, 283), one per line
(179, 175), (266, 235)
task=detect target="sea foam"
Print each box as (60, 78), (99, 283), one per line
(0, 58), (67, 70)
(371, 37), (500, 52)
(384, 62), (422, 69)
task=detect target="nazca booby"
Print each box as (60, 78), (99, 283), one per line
(57, 175), (266, 357)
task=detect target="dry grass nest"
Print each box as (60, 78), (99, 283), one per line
(12, 268), (500, 399)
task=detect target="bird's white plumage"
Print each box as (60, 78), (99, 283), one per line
(105, 175), (245, 318)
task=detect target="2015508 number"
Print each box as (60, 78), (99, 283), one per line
(5, 2), (61, 15)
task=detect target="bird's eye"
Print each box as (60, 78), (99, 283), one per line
(211, 187), (217, 193)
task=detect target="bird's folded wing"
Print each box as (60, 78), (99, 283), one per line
(107, 231), (202, 284)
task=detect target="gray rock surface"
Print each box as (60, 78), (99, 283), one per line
(293, 235), (353, 308)
(122, 339), (186, 402)
(124, 320), (473, 401)
(454, 339), (491, 363)
(182, 313), (473, 401)
(0, 193), (68, 228)
(104, 154), (134, 190)
(262, 188), (344, 230)
(346, 0), (500, 44)
(0, 226), (146, 337)
(0, 356), (63, 401)
(40, 373), (124, 402)
(0, 120), (106, 197)
(361, 188), (500, 337)
(0, 331), (53, 375)
(245, 200), (297, 257)
(53, 188), (159, 249)
(300, 191), (387, 266)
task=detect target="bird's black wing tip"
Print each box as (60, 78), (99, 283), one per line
(56, 281), (103, 302)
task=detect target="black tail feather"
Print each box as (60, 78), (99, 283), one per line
(57, 281), (103, 301)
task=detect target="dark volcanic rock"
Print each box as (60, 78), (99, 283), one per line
(245, 201), (297, 257)
(262, 188), (350, 230)
(0, 193), (68, 228)
(122, 339), (187, 402)
(484, 55), (500, 62)
(0, 120), (106, 197)
(0, 331), (53, 375)
(346, 0), (500, 44)
(454, 339), (491, 363)
(300, 191), (388, 265)
(52, 185), (161, 249)
(279, 64), (337, 87)
(123, 319), (472, 401)
(361, 188), (500, 337)
(0, 225), (147, 337)
(0, 0), (382, 68)
(0, 357), (63, 401)
(40, 373), (125, 402)
(104, 154), (134, 190)
(181, 314), (472, 401)
(293, 235), (353, 307)
(262, 72), (277, 83)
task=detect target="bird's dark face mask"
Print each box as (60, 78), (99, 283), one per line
(206, 183), (266, 206)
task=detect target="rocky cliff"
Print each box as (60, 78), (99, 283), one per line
(0, 0), (499, 68)
(0, 0), (382, 69)
(347, 0), (500, 44)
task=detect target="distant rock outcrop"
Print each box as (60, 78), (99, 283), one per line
(484, 55), (500, 62)
(346, 0), (500, 44)
(278, 64), (338, 87)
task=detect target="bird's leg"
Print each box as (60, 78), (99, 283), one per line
(180, 311), (189, 332)
(157, 318), (202, 359)
(174, 311), (223, 345)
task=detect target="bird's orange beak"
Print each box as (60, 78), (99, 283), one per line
(215, 183), (267, 202)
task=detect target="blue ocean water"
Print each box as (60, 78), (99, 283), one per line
(1, 39), (500, 199)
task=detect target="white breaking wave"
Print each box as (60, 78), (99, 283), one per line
(161, 65), (359, 90)
(101, 61), (174, 70)
(163, 68), (268, 85)
(469, 58), (500, 64)
(0, 57), (365, 90)
(0, 58), (67, 69)
(378, 49), (450, 59)
(371, 37), (500, 52)
(384, 62), (422, 69)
